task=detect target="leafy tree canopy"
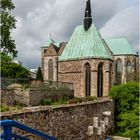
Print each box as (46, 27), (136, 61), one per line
(109, 82), (139, 139)
(1, 0), (17, 58)
(1, 53), (30, 78)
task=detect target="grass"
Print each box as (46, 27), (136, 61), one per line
(0, 102), (26, 112)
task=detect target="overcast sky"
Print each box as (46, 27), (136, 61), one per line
(12, 0), (139, 69)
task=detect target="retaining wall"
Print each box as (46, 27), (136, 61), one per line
(1, 97), (114, 140)
(1, 88), (74, 106)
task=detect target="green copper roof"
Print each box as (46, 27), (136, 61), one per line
(41, 38), (55, 48)
(59, 24), (113, 61)
(54, 42), (60, 48)
(105, 38), (137, 56)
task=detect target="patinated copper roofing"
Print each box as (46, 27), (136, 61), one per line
(105, 38), (137, 56)
(59, 24), (113, 61)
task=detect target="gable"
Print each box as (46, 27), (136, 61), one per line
(58, 43), (66, 56)
(44, 44), (59, 56)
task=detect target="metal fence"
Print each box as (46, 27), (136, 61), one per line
(43, 80), (74, 90)
(1, 77), (31, 89)
(1, 78), (74, 90)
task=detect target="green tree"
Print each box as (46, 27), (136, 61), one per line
(0, 0), (30, 79)
(1, 53), (30, 78)
(109, 82), (139, 139)
(36, 67), (43, 81)
(1, 0), (17, 58)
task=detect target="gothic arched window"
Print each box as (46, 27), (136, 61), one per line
(48, 59), (53, 81)
(97, 62), (103, 97)
(109, 63), (113, 89)
(115, 59), (122, 85)
(84, 63), (91, 97)
(126, 60), (133, 82)
(126, 60), (132, 74)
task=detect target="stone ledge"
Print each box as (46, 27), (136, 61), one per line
(1, 97), (113, 117)
(109, 135), (131, 140)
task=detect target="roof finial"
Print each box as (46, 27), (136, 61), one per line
(50, 33), (52, 40)
(49, 33), (55, 43)
(84, 0), (92, 31)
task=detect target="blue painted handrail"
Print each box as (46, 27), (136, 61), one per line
(0, 120), (57, 140)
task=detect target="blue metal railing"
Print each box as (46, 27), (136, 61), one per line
(0, 120), (57, 140)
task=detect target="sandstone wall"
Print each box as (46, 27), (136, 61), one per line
(1, 89), (74, 106)
(1, 98), (114, 140)
(43, 56), (58, 81)
(29, 89), (74, 106)
(109, 136), (131, 140)
(58, 59), (114, 97)
(1, 88), (30, 106)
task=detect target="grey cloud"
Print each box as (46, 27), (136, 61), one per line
(100, 4), (139, 50)
(92, 0), (121, 28)
(11, 0), (139, 68)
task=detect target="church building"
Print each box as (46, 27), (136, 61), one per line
(41, 0), (139, 98)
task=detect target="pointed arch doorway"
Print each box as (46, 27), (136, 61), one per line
(84, 63), (91, 97)
(97, 63), (103, 97)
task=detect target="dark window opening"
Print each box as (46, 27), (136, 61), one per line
(109, 63), (113, 89)
(48, 59), (53, 81)
(97, 62), (103, 97)
(115, 59), (122, 85)
(84, 63), (91, 97)
(126, 60), (133, 82)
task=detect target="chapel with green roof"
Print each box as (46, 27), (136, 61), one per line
(41, 0), (139, 97)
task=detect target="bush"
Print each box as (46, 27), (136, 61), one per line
(0, 106), (9, 112)
(109, 82), (139, 139)
(0, 103), (26, 112)
(86, 96), (97, 101)
(40, 99), (52, 105)
(67, 98), (79, 104)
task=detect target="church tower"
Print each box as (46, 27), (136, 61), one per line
(84, 0), (92, 31)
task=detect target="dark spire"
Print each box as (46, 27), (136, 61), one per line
(84, 0), (92, 31)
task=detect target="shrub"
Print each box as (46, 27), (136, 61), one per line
(40, 99), (52, 105)
(0, 106), (9, 112)
(0, 104), (25, 112)
(109, 82), (139, 139)
(67, 98), (79, 104)
(86, 96), (97, 101)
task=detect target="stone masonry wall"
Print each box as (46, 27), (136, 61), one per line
(29, 89), (74, 106)
(1, 89), (74, 106)
(1, 98), (114, 140)
(58, 59), (114, 97)
(43, 56), (58, 81)
(1, 89), (30, 106)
